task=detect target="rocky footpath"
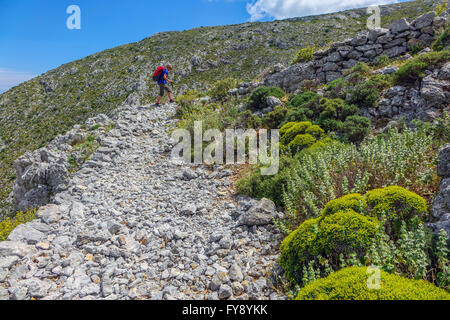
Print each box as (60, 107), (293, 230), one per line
(0, 102), (284, 300)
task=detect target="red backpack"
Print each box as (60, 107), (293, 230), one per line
(152, 66), (165, 82)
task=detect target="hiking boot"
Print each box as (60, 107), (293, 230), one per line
(169, 99), (174, 103)
(154, 102), (160, 106)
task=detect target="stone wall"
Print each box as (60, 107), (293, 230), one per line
(264, 10), (448, 92)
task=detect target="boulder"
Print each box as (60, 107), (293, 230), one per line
(389, 18), (410, 33)
(238, 198), (281, 226)
(7, 223), (45, 244)
(36, 204), (61, 224)
(266, 96), (282, 108)
(0, 241), (36, 258)
(264, 61), (315, 93)
(411, 12), (436, 30)
(420, 75), (447, 106)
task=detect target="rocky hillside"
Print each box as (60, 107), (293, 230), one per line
(0, 0), (437, 216)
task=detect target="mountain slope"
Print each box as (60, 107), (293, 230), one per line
(0, 0), (436, 215)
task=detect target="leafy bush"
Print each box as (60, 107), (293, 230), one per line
(247, 86), (285, 111)
(279, 210), (379, 284)
(288, 134), (317, 153)
(295, 266), (450, 300)
(281, 127), (439, 229)
(288, 92), (319, 109)
(341, 115), (371, 143)
(292, 45), (327, 64)
(305, 125), (325, 139)
(264, 105), (288, 128)
(236, 154), (299, 207)
(365, 186), (428, 234)
(432, 26), (449, 52)
(208, 78), (238, 101)
(435, 0), (448, 16)
(321, 193), (367, 217)
(324, 78), (347, 99)
(0, 209), (36, 241)
(316, 210), (380, 261)
(393, 49), (450, 84)
(279, 217), (320, 283)
(280, 121), (312, 145)
(347, 74), (391, 109)
(374, 54), (391, 67)
(350, 62), (371, 76)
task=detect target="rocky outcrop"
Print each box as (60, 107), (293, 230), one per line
(427, 144), (450, 238)
(264, 11), (447, 92)
(12, 114), (114, 212)
(361, 62), (450, 124)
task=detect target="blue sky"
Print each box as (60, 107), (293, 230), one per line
(0, 0), (404, 93)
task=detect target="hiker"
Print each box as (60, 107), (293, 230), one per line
(154, 63), (174, 106)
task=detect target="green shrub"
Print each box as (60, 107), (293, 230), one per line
(324, 78), (347, 99)
(247, 86), (285, 111)
(317, 209), (380, 257)
(318, 98), (358, 121)
(365, 186), (428, 231)
(292, 46), (327, 64)
(347, 74), (391, 109)
(208, 78), (238, 101)
(341, 115), (371, 143)
(351, 62), (371, 76)
(264, 105), (288, 128)
(374, 54), (391, 67)
(288, 92), (319, 109)
(239, 110), (262, 129)
(305, 125), (325, 139)
(393, 49), (450, 84)
(321, 193), (367, 217)
(432, 26), (449, 52)
(288, 134), (317, 153)
(280, 121), (312, 145)
(295, 266), (450, 300)
(279, 218), (320, 283)
(0, 209), (36, 241)
(279, 210), (379, 284)
(435, 0), (448, 16)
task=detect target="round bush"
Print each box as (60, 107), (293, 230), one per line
(279, 218), (320, 283)
(279, 210), (379, 283)
(341, 115), (371, 143)
(365, 186), (428, 222)
(305, 124), (325, 139)
(289, 91), (319, 109)
(279, 121), (297, 136)
(316, 210), (379, 259)
(280, 121), (312, 145)
(288, 134), (316, 153)
(296, 266), (450, 300)
(321, 193), (367, 217)
(264, 105), (288, 128)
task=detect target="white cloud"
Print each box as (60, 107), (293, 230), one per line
(246, 0), (398, 21)
(0, 68), (36, 94)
